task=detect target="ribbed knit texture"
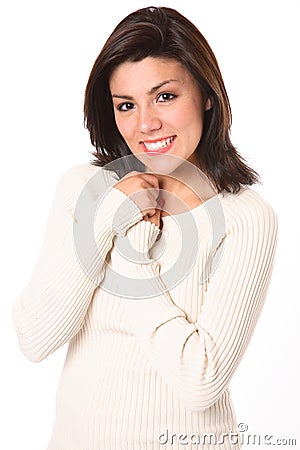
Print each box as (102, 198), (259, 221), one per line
(12, 163), (278, 450)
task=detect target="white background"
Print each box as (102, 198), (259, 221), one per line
(1, 0), (299, 448)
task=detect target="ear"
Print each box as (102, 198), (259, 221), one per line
(205, 98), (212, 111)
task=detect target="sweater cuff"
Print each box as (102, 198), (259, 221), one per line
(127, 219), (161, 251)
(95, 186), (143, 238)
(115, 219), (161, 264)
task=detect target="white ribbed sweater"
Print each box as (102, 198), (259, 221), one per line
(12, 163), (278, 450)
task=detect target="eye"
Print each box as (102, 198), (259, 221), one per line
(157, 92), (177, 103)
(117, 102), (135, 112)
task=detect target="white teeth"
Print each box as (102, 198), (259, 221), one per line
(143, 136), (175, 151)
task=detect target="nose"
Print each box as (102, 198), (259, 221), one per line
(138, 106), (162, 134)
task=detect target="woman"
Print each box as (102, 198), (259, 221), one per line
(12, 6), (278, 450)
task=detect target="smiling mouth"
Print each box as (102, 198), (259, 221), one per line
(141, 136), (176, 153)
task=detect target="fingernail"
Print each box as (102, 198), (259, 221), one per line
(157, 198), (165, 207)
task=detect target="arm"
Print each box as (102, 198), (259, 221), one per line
(114, 193), (278, 412)
(12, 164), (142, 362)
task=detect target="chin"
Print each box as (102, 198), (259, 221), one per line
(136, 152), (185, 175)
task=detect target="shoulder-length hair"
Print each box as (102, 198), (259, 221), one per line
(84, 6), (259, 193)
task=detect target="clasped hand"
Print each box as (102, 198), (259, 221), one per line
(114, 171), (165, 229)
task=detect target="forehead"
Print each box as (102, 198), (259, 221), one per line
(109, 57), (195, 91)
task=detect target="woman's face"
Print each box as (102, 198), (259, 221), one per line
(109, 57), (208, 174)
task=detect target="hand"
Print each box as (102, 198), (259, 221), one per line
(143, 198), (165, 229)
(114, 171), (164, 227)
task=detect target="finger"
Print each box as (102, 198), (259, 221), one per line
(140, 173), (160, 190)
(144, 198), (164, 217)
(142, 207), (157, 218)
(146, 189), (161, 204)
(143, 208), (161, 228)
(130, 190), (158, 215)
(123, 171), (159, 188)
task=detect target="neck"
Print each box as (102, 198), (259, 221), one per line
(145, 163), (216, 215)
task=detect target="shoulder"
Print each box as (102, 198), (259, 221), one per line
(58, 163), (118, 186)
(56, 163), (119, 198)
(219, 186), (278, 236)
(220, 186), (277, 220)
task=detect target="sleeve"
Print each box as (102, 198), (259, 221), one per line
(12, 164), (142, 362)
(113, 195), (278, 412)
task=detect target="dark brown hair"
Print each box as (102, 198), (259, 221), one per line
(84, 6), (259, 193)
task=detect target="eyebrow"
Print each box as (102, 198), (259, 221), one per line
(111, 79), (179, 100)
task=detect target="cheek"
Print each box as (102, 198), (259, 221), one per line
(176, 104), (204, 153)
(170, 102), (203, 132)
(186, 106), (204, 141)
(166, 109), (187, 130)
(115, 116), (135, 141)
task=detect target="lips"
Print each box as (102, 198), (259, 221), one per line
(141, 136), (176, 154)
